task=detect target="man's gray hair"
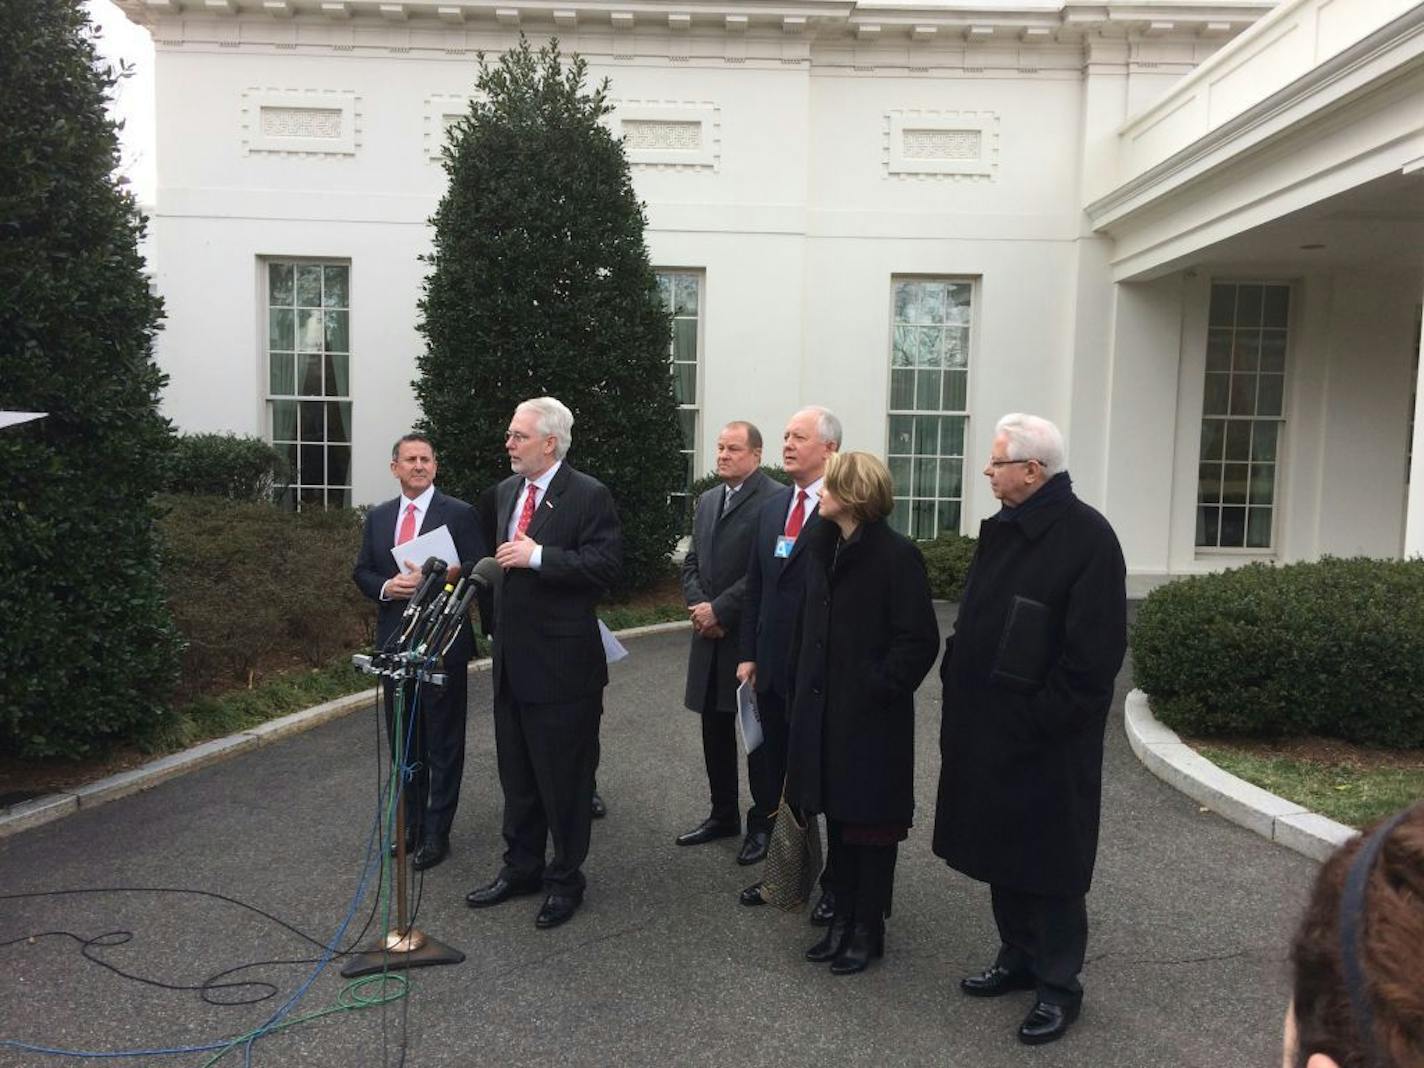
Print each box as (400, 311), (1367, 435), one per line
(995, 413), (1066, 477)
(517, 396), (574, 460)
(801, 405), (843, 448)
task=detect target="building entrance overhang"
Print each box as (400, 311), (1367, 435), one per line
(1087, 0), (1424, 282)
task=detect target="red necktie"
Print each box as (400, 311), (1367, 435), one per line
(516, 482), (539, 536)
(784, 489), (808, 538)
(397, 502), (417, 545)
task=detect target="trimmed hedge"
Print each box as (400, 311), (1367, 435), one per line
(166, 432), (287, 501)
(1131, 557), (1424, 748)
(918, 531), (979, 602)
(158, 496), (369, 699)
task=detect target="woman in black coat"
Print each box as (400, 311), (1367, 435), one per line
(784, 451), (940, 974)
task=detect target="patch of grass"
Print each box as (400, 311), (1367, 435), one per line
(1196, 746), (1424, 829)
(599, 602), (687, 631)
(153, 657), (372, 751)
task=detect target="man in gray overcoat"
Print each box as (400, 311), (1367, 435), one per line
(675, 421), (777, 854)
(933, 413), (1127, 1046)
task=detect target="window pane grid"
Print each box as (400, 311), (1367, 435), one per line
(267, 261), (351, 510)
(657, 270), (701, 531)
(1197, 282), (1289, 549)
(888, 279), (972, 540)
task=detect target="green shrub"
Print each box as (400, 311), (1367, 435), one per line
(167, 433), (287, 500)
(158, 496), (369, 699)
(415, 37), (684, 595)
(918, 532), (979, 601)
(1131, 558), (1424, 748)
(0, 1), (183, 758)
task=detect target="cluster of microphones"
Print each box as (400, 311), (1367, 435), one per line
(359, 555), (503, 685)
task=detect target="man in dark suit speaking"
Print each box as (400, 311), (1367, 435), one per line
(465, 396), (622, 929)
(352, 433), (486, 871)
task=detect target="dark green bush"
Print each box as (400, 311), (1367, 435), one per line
(167, 433), (287, 500)
(415, 37), (684, 594)
(159, 496), (369, 699)
(918, 532), (979, 601)
(0, 1), (183, 758)
(1131, 558), (1424, 748)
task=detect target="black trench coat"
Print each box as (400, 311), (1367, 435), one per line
(931, 476), (1126, 898)
(784, 519), (940, 827)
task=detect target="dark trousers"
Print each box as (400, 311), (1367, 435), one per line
(825, 819), (896, 929)
(698, 674), (741, 824)
(493, 678), (602, 896)
(747, 688), (789, 834)
(991, 883), (1088, 1005)
(383, 659), (469, 841)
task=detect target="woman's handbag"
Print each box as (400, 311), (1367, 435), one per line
(759, 796), (824, 911)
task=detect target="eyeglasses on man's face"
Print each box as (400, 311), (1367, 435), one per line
(987, 458), (1039, 469)
(505, 430), (533, 443)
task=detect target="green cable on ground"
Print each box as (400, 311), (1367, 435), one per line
(195, 973), (409, 1068)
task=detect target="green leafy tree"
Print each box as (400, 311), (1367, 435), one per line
(415, 36), (684, 593)
(0, 0), (182, 757)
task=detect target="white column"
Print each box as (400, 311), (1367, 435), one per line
(1405, 303), (1424, 558)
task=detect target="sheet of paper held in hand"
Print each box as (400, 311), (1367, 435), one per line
(599, 620), (629, 664)
(389, 524), (459, 574)
(736, 680), (763, 755)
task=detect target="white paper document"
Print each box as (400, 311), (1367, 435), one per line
(390, 523), (460, 574)
(736, 680), (763, 755)
(599, 620), (629, 664)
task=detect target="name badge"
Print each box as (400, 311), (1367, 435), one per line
(774, 535), (796, 559)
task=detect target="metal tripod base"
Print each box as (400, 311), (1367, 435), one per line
(339, 928), (465, 978)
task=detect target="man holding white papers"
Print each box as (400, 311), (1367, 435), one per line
(353, 433), (486, 871)
(676, 422), (777, 855)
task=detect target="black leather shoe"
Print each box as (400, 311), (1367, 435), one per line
(738, 883), (767, 907)
(677, 817), (741, 847)
(805, 917), (852, 963)
(591, 792), (607, 819)
(410, 835), (448, 871)
(736, 830), (769, 866)
(809, 888), (836, 926)
(535, 893), (581, 929)
(830, 922), (884, 975)
(465, 875), (542, 908)
(1017, 1000), (1080, 1045)
(960, 965), (1036, 998)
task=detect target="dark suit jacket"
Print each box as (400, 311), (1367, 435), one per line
(737, 484), (823, 699)
(682, 469), (777, 713)
(352, 489), (486, 662)
(491, 462), (623, 704)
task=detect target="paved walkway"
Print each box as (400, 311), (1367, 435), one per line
(0, 608), (1314, 1067)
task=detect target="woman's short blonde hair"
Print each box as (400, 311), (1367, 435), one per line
(824, 451), (895, 524)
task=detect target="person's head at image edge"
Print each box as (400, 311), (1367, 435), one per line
(1284, 802), (1424, 1068)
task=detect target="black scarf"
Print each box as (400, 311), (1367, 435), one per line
(997, 470), (1073, 525)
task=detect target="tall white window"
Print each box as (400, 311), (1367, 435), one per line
(265, 261), (352, 509)
(887, 278), (972, 539)
(655, 270), (701, 528)
(1196, 282), (1289, 549)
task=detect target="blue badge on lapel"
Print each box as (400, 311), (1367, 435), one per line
(774, 535), (796, 559)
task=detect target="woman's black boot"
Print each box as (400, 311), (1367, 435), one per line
(805, 916), (852, 963)
(830, 922), (884, 974)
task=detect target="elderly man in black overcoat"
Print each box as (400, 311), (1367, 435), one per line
(675, 421), (778, 853)
(932, 413), (1126, 1046)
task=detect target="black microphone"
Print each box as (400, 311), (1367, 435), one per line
(394, 557), (448, 647)
(423, 557), (501, 656)
(400, 557), (448, 620)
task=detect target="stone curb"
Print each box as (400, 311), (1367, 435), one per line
(1124, 689), (1357, 862)
(0, 620), (692, 842)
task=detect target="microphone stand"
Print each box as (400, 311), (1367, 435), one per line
(342, 642), (465, 978)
